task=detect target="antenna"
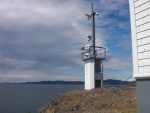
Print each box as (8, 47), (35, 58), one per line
(81, 0), (106, 89)
(91, 0), (93, 12)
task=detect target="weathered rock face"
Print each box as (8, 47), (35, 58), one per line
(39, 87), (136, 113)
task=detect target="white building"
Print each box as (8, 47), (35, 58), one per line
(81, 45), (105, 90)
(129, 0), (150, 112)
(130, 0), (150, 78)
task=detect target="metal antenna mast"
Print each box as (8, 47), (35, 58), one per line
(81, 1), (106, 90)
(91, 0), (93, 12)
(91, 0), (96, 58)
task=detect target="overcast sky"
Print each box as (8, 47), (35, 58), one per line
(0, 0), (132, 82)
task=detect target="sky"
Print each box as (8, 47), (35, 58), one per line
(0, 0), (133, 82)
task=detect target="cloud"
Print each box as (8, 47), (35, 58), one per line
(97, 0), (130, 31)
(0, 0), (132, 82)
(116, 34), (132, 50)
(98, 0), (129, 16)
(0, 0), (89, 25)
(104, 55), (133, 80)
(0, 0), (100, 82)
(105, 56), (132, 70)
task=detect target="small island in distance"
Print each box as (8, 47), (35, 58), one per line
(19, 79), (135, 86)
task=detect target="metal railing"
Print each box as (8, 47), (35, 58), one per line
(81, 46), (106, 61)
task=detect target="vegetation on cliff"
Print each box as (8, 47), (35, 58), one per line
(39, 86), (136, 113)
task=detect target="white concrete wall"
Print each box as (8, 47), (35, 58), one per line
(85, 60), (95, 90)
(129, 0), (150, 78)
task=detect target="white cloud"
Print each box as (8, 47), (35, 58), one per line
(98, 0), (129, 16)
(105, 56), (132, 70)
(0, 0), (89, 25)
(0, 0), (97, 82)
(116, 34), (132, 50)
(0, 57), (36, 69)
(0, 0), (132, 82)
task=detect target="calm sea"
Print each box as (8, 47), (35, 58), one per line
(0, 84), (83, 113)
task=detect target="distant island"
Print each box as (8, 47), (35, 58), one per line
(21, 81), (84, 85)
(19, 79), (135, 86)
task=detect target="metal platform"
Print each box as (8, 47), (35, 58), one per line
(81, 45), (106, 61)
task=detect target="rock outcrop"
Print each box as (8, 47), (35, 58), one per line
(39, 87), (136, 113)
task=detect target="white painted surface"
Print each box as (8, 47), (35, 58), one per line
(85, 60), (95, 90)
(129, 0), (150, 78)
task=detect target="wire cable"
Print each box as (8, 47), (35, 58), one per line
(121, 75), (133, 85)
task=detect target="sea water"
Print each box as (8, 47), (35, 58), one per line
(0, 84), (83, 113)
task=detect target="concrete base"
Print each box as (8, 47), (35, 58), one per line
(136, 79), (150, 113)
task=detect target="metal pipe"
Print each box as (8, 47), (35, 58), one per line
(91, 10), (96, 58)
(101, 60), (103, 87)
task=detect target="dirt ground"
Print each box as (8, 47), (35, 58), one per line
(39, 87), (136, 113)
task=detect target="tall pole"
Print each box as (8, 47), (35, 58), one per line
(91, 3), (96, 58)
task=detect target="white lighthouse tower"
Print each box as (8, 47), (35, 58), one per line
(81, 3), (106, 90)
